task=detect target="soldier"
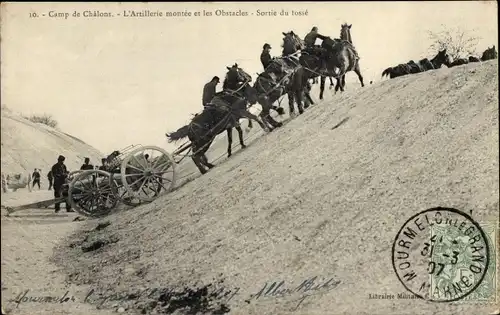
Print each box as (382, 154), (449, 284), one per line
(260, 43), (272, 70)
(47, 170), (53, 190)
(51, 155), (73, 213)
(304, 26), (322, 48)
(304, 26), (329, 73)
(80, 157), (94, 170)
(202, 76), (220, 109)
(98, 158), (108, 171)
(31, 168), (41, 190)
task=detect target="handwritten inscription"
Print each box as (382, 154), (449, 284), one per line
(248, 276), (341, 310)
(8, 290), (76, 308)
(6, 275), (339, 313)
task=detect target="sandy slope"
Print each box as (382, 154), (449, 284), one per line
(2, 60), (499, 315)
(1, 107), (104, 176)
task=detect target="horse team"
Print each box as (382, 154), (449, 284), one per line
(167, 23), (497, 175)
(382, 45), (497, 79)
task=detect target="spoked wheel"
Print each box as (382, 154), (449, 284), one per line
(115, 182), (145, 207)
(105, 170), (144, 207)
(120, 145), (176, 203)
(68, 170), (119, 218)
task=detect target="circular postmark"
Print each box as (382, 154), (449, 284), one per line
(392, 207), (490, 302)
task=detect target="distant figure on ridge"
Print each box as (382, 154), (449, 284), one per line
(31, 168), (41, 190)
(47, 170), (53, 190)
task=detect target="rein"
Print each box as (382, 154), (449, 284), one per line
(175, 77), (252, 160)
(300, 51), (343, 79)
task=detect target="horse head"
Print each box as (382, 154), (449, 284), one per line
(282, 31), (304, 55)
(435, 48), (452, 67)
(224, 64), (252, 90)
(340, 23), (353, 43)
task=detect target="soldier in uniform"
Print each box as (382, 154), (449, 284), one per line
(51, 155), (73, 213)
(98, 158), (108, 171)
(202, 76), (220, 109)
(304, 26), (329, 72)
(260, 43), (272, 70)
(80, 157), (94, 170)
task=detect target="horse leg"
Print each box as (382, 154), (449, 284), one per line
(238, 109), (270, 132)
(354, 62), (365, 87)
(306, 92), (314, 105)
(302, 77), (313, 108)
(235, 125), (246, 149)
(329, 76), (335, 89)
(336, 66), (347, 92)
(258, 96), (281, 128)
(334, 76), (341, 94)
(271, 105), (285, 116)
(200, 142), (215, 169)
(191, 143), (207, 174)
(319, 76), (326, 100)
(260, 102), (282, 128)
(201, 155), (214, 169)
(295, 88), (305, 114)
(288, 91), (295, 117)
(303, 89), (311, 109)
(339, 75), (345, 92)
(247, 119), (253, 130)
(226, 128), (233, 157)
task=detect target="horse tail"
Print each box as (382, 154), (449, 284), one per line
(166, 125), (190, 143)
(382, 67), (392, 78)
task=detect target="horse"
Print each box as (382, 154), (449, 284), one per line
(468, 56), (481, 63)
(282, 30), (336, 101)
(256, 30), (313, 115)
(382, 49), (451, 79)
(481, 45), (498, 61)
(331, 23), (365, 94)
(407, 60), (424, 73)
(449, 57), (469, 67)
(166, 64), (268, 174)
(299, 25), (362, 98)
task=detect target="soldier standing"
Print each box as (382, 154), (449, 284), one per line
(51, 155), (73, 213)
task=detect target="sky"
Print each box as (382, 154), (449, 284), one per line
(1, 1), (498, 154)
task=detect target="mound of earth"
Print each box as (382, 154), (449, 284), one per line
(53, 60), (498, 315)
(1, 107), (104, 175)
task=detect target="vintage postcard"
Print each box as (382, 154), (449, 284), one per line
(1, 2), (498, 315)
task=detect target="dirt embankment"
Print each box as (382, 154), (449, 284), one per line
(2, 60), (497, 315)
(1, 107), (104, 176)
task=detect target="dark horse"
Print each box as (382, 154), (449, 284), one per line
(166, 64), (268, 174)
(382, 49), (451, 79)
(285, 28), (362, 99)
(282, 31), (334, 101)
(330, 23), (365, 94)
(481, 45), (498, 61)
(253, 30), (313, 116)
(449, 57), (470, 67)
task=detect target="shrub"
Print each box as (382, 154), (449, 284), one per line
(427, 25), (481, 60)
(24, 113), (58, 128)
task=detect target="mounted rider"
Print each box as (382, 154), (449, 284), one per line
(202, 76), (220, 109)
(260, 43), (293, 87)
(303, 26), (329, 73)
(260, 43), (272, 71)
(202, 76), (223, 125)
